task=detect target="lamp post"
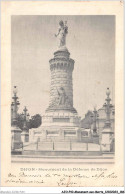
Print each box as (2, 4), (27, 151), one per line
(11, 86), (20, 125)
(103, 88), (113, 129)
(21, 106), (30, 143)
(101, 88), (114, 152)
(92, 107), (99, 135)
(11, 86), (22, 152)
(23, 106), (28, 128)
(11, 102), (14, 124)
(27, 113), (30, 122)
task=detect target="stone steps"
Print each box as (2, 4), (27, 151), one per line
(21, 150), (102, 156)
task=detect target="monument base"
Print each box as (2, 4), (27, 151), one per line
(101, 127), (114, 152)
(21, 131), (29, 143)
(22, 150), (102, 157)
(11, 125), (23, 150)
(29, 110), (82, 142)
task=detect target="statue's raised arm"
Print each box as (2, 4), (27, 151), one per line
(55, 20), (68, 48)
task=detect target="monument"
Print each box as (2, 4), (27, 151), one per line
(28, 21), (113, 155)
(30, 21), (83, 150)
(10, 20), (115, 160)
(21, 107), (29, 143)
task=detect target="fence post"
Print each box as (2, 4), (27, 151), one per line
(37, 141), (38, 150)
(70, 140), (72, 151)
(86, 143), (88, 151)
(53, 142), (54, 150)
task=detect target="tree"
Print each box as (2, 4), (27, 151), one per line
(17, 114), (25, 130)
(81, 110), (93, 128)
(16, 113), (42, 130)
(29, 114), (42, 129)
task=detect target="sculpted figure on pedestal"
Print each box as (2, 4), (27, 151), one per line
(57, 87), (66, 105)
(55, 20), (68, 48)
(49, 87), (71, 108)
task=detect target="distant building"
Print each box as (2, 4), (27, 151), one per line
(81, 103), (115, 143)
(80, 111), (93, 129)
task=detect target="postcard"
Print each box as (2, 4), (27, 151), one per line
(1, 1), (124, 187)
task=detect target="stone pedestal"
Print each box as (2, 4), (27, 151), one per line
(59, 129), (64, 140)
(77, 129), (81, 141)
(35, 48), (81, 143)
(101, 128), (114, 152)
(42, 130), (47, 139)
(30, 47), (82, 145)
(21, 131), (29, 143)
(46, 48), (77, 114)
(11, 125), (23, 150)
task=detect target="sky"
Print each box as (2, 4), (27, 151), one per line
(11, 15), (115, 118)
